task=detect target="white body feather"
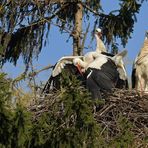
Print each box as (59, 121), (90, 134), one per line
(133, 31), (148, 94)
(86, 54), (108, 70)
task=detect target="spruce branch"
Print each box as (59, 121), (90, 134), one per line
(12, 63), (53, 84)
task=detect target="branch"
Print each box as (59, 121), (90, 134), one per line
(28, 64), (54, 77)
(81, 23), (90, 52)
(12, 63), (53, 83)
(50, 21), (74, 36)
(81, 2), (108, 17)
(17, 3), (69, 32)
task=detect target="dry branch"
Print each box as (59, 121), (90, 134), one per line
(28, 89), (148, 145)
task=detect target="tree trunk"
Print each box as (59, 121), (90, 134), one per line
(73, 2), (83, 56)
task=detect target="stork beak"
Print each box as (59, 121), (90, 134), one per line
(76, 64), (83, 75)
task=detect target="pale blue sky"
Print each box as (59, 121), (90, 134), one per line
(2, 1), (148, 85)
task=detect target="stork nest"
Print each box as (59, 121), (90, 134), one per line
(96, 89), (148, 146)
(28, 89), (148, 147)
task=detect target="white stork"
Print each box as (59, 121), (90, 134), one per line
(43, 27), (128, 94)
(132, 31), (148, 95)
(43, 52), (100, 93)
(42, 50), (127, 96)
(73, 50), (127, 99)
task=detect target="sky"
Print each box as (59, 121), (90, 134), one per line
(2, 1), (148, 86)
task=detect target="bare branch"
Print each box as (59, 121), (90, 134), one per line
(28, 64), (53, 77)
(17, 3), (69, 31)
(81, 2), (107, 17)
(12, 63), (53, 84)
(81, 23), (90, 53)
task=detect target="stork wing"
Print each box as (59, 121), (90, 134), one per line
(52, 56), (84, 77)
(111, 50), (127, 64)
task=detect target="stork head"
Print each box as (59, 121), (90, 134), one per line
(73, 58), (85, 74)
(95, 28), (102, 38)
(96, 28), (102, 33)
(73, 58), (86, 68)
(73, 58), (81, 66)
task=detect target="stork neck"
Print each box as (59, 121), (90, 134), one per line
(95, 34), (100, 52)
(95, 34), (106, 53)
(136, 38), (148, 64)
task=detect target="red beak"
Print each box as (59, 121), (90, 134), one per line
(76, 64), (83, 75)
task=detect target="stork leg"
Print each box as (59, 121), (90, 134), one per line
(136, 74), (144, 97)
(143, 77), (148, 94)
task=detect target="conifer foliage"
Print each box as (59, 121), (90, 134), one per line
(29, 72), (102, 147)
(0, 73), (12, 147)
(0, 72), (103, 147)
(0, 73), (31, 147)
(0, 72), (148, 147)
